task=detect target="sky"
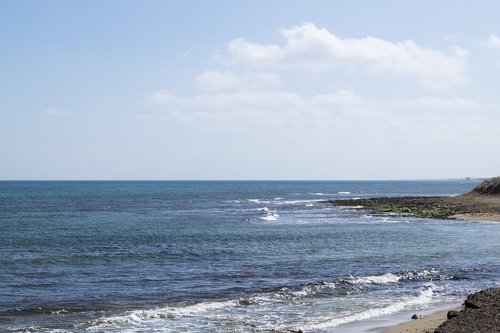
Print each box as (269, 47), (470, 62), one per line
(1, 0), (500, 180)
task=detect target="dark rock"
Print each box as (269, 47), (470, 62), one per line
(238, 299), (253, 306)
(464, 299), (480, 309)
(411, 313), (423, 319)
(471, 177), (500, 196)
(447, 310), (460, 319)
(433, 288), (500, 333)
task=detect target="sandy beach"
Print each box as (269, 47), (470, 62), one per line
(382, 308), (461, 333)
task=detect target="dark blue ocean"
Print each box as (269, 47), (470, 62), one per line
(1, 180), (499, 332)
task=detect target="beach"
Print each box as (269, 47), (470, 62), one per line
(381, 308), (461, 333)
(380, 288), (500, 333)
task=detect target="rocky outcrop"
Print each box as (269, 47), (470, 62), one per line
(325, 177), (500, 221)
(434, 288), (500, 333)
(471, 177), (500, 196)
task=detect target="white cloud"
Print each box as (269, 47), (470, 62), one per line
(309, 89), (375, 108)
(225, 22), (468, 89)
(45, 107), (69, 116)
(482, 35), (500, 49)
(194, 71), (241, 92)
(145, 88), (489, 131)
(194, 70), (282, 92)
(147, 90), (303, 112)
(397, 97), (481, 110)
(142, 84), (499, 180)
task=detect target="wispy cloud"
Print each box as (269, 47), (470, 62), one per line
(144, 88), (490, 130)
(194, 70), (281, 92)
(173, 50), (191, 65)
(45, 107), (69, 117)
(482, 35), (500, 49)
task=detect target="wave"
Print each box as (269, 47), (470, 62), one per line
(87, 300), (238, 330)
(346, 205), (364, 209)
(281, 199), (322, 205)
(259, 212), (280, 221)
(341, 268), (458, 285)
(256, 206), (280, 221)
(247, 198), (271, 204)
(304, 284), (436, 330)
(3, 306), (88, 317)
(245, 269), (453, 303)
(79, 268), (462, 333)
(343, 272), (401, 285)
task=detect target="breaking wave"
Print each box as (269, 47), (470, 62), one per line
(304, 284), (436, 330)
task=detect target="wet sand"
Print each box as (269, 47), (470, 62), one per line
(380, 288), (500, 333)
(382, 308), (461, 333)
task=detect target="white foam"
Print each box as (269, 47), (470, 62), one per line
(285, 282), (337, 299)
(87, 300), (238, 331)
(167, 300), (238, 316)
(282, 199), (321, 205)
(346, 273), (401, 285)
(247, 198), (271, 204)
(259, 213), (279, 221)
(257, 206), (279, 221)
(399, 268), (440, 281)
(305, 285), (435, 330)
(337, 191), (351, 194)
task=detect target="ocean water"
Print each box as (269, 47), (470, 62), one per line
(0, 180), (499, 333)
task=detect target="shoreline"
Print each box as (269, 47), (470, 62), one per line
(448, 212), (500, 222)
(336, 288), (500, 333)
(332, 304), (461, 333)
(325, 194), (500, 222)
(325, 177), (500, 222)
(381, 307), (461, 333)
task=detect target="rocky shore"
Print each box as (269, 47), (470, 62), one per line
(383, 288), (500, 333)
(433, 288), (500, 333)
(325, 177), (500, 221)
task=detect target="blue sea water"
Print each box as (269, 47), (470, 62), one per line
(0, 180), (499, 332)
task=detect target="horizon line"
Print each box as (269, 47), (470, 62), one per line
(0, 177), (489, 182)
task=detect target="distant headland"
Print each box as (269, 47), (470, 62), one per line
(326, 177), (500, 221)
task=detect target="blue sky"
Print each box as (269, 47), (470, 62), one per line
(1, 1), (500, 180)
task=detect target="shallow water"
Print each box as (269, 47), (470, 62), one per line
(1, 180), (499, 332)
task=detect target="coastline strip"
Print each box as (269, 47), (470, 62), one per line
(382, 307), (461, 333)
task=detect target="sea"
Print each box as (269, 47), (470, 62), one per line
(1, 180), (499, 333)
